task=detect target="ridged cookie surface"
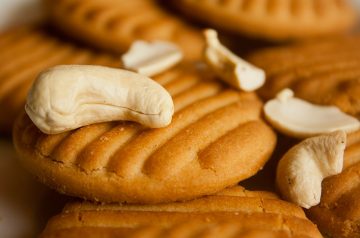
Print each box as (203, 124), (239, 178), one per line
(0, 25), (118, 133)
(44, 0), (203, 60)
(13, 63), (276, 203)
(247, 35), (360, 118)
(308, 129), (360, 238)
(172, 0), (356, 41)
(40, 186), (322, 238)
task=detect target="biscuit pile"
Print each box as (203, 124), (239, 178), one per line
(1, 0), (359, 237)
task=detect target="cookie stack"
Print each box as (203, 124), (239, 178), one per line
(1, 0), (359, 237)
(248, 35), (360, 237)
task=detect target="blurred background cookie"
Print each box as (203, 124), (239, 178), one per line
(40, 186), (322, 238)
(308, 129), (360, 238)
(13, 63), (276, 203)
(0, 25), (118, 134)
(247, 35), (360, 119)
(171, 0), (357, 41)
(43, 0), (203, 60)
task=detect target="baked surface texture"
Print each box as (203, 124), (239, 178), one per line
(40, 186), (322, 238)
(247, 35), (360, 119)
(13, 63), (276, 203)
(248, 37), (360, 237)
(307, 129), (360, 238)
(172, 0), (356, 41)
(43, 0), (203, 60)
(0, 25), (118, 133)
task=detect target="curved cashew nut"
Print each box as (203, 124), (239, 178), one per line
(203, 29), (265, 91)
(264, 89), (360, 138)
(276, 131), (346, 209)
(25, 65), (174, 134)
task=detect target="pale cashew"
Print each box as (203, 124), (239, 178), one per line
(203, 29), (265, 91)
(276, 131), (346, 209)
(121, 40), (183, 77)
(25, 65), (174, 134)
(264, 89), (360, 138)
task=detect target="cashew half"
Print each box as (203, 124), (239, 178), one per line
(203, 29), (265, 91)
(25, 65), (174, 134)
(276, 131), (346, 209)
(121, 40), (183, 77)
(264, 89), (360, 138)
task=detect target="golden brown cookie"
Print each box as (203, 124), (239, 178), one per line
(13, 63), (276, 203)
(307, 129), (360, 238)
(40, 186), (322, 238)
(247, 35), (360, 118)
(43, 0), (203, 60)
(172, 0), (356, 41)
(0, 25), (118, 134)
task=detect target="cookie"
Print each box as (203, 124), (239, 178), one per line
(307, 129), (360, 238)
(43, 0), (203, 60)
(40, 186), (322, 238)
(13, 63), (277, 203)
(247, 35), (360, 118)
(0, 25), (118, 134)
(172, 0), (356, 41)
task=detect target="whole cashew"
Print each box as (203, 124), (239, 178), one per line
(25, 65), (174, 134)
(276, 131), (346, 209)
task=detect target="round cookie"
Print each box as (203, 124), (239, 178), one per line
(172, 0), (356, 41)
(308, 129), (360, 238)
(40, 186), (322, 238)
(247, 35), (360, 119)
(0, 25), (118, 134)
(13, 63), (277, 204)
(43, 0), (203, 60)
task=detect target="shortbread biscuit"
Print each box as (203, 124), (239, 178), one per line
(43, 0), (203, 60)
(172, 0), (356, 41)
(247, 35), (360, 118)
(0, 25), (118, 133)
(13, 63), (276, 203)
(308, 129), (360, 238)
(40, 186), (322, 238)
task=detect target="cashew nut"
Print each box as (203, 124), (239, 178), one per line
(25, 65), (174, 134)
(264, 89), (360, 138)
(203, 29), (265, 91)
(276, 131), (346, 209)
(121, 40), (183, 76)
